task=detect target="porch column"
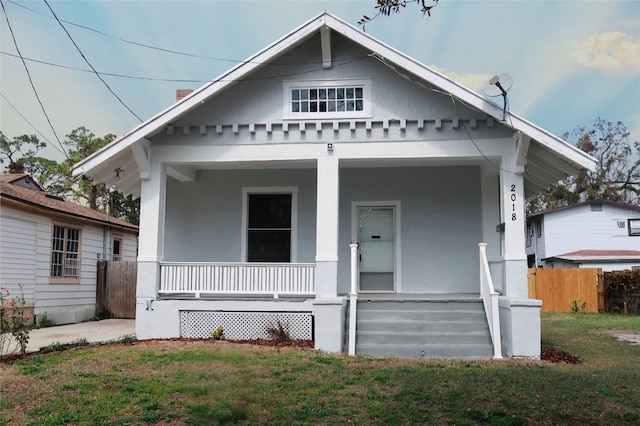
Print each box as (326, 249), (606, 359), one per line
(136, 159), (167, 339)
(499, 157), (527, 298)
(499, 143), (541, 358)
(313, 155), (345, 353)
(315, 156), (340, 298)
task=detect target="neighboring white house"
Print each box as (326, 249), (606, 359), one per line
(0, 174), (138, 324)
(527, 200), (640, 271)
(71, 12), (596, 358)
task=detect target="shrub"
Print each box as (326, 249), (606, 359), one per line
(603, 270), (640, 315)
(0, 285), (32, 359)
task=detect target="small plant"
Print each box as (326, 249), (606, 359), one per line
(37, 313), (54, 328)
(90, 315), (101, 322)
(266, 321), (291, 344)
(210, 326), (224, 340)
(0, 284), (32, 359)
(571, 299), (587, 313)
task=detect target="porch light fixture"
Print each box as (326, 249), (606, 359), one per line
(327, 143), (334, 151)
(114, 167), (124, 179)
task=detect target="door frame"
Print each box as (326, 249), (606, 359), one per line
(351, 200), (401, 293)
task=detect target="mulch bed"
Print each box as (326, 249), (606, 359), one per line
(540, 345), (582, 364)
(2, 338), (577, 363)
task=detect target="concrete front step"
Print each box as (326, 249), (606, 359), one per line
(348, 298), (494, 359)
(356, 343), (494, 359)
(357, 330), (492, 345)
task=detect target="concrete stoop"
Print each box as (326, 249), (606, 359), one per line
(346, 299), (493, 359)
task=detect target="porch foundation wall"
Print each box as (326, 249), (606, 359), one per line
(313, 297), (347, 353)
(135, 299), (314, 340)
(498, 297), (542, 358)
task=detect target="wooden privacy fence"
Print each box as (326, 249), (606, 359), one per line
(97, 261), (137, 319)
(528, 268), (603, 313)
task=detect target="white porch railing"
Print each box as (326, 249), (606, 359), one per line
(479, 243), (503, 359)
(159, 262), (315, 298)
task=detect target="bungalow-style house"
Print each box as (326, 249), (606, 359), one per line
(527, 200), (640, 271)
(72, 12), (596, 358)
(0, 174), (138, 324)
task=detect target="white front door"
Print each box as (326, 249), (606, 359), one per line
(357, 206), (396, 292)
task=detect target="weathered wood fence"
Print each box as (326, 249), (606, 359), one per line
(528, 268), (603, 313)
(96, 261), (137, 319)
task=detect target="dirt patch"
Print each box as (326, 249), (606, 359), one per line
(602, 330), (640, 345)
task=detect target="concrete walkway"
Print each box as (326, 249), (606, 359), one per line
(2, 319), (135, 357)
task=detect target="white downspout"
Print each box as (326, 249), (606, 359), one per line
(348, 243), (359, 356)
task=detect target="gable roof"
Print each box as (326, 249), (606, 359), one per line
(528, 199), (640, 218)
(71, 11), (596, 196)
(0, 174), (138, 232)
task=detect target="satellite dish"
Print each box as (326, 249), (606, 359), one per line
(482, 73), (513, 121)
(483, 73), (513, 97)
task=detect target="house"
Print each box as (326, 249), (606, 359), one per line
(71, 12), (596, 358)
(527, 200), (640, 271)
(0, 174), (138, 324)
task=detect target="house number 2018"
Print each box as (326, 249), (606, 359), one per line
(510, 184), (517, 221)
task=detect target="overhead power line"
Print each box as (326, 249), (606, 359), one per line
(0, 0), (68, 158)
(8, 0), (337, 66)
(43, 0), (143, 122)
(0, 92), (68, 156)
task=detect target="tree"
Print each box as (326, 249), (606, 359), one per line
(0, 132), (46, 174)
(1, 127), (140, 225)
(527, 118), (640, 213)
(359, 0), (440, 28)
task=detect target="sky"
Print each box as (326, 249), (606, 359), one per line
(1, 0), (639, 163)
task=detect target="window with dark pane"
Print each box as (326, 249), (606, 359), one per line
(247, 194), (292, 262)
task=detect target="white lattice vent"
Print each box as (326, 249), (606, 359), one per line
(180, 311), (313, 340)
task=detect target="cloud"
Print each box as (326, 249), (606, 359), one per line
(573, 32), (640, 74)
(427, 65), (491, 91)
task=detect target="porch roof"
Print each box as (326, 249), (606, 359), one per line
(71, 11), (596, 198)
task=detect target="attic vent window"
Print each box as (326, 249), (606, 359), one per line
(283, 79), (371, 119)
(629, 219), (640, 236)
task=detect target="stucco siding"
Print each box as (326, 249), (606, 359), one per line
(164, 169), (317, 262)
(338, 166), (483, 294)
(159, 33), (512, 147)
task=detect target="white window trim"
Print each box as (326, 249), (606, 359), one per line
(283, 78), (372, 120)
(351, 201), (401, 293)
(241, 187), (298, 262)
(629, 218), (640, 237)
(49, 222), (82, 284)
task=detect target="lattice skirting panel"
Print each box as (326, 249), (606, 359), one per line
(180, 311), (313, 340)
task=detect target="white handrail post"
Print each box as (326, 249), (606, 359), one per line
(348, 243), (359, 356)
(478, 242), (503, 359)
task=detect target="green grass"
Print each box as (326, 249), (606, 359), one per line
(1, 313), (639, 425)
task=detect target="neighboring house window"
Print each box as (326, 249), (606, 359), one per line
(536, 219), (542, 238)
(283, 79), (371, 119)
(526, 224), (533, 246)
(247, 193), (292, 262)
(629, 219), (640, 236)
(112, 237), (122, 261)
(590, 203), (603, 212)
(51, 225), (80, 278)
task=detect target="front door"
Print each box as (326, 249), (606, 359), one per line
(358, 206), (395, 292)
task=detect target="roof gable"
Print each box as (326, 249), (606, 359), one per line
(0, 175), (138, 231)
(72, 11), (596, 194)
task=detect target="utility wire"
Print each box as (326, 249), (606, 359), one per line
(0, 0), (68, 159)
(9, 0), (355, 67)
(0, 92), (68, 157)
(1, 49), (368, 84)
(43, 0), (143, 122)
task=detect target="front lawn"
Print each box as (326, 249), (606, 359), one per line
(1, 313), (639, 425)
